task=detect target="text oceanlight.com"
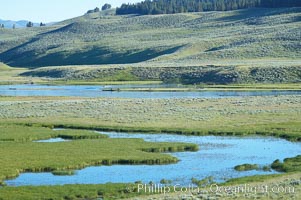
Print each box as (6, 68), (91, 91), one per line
(136, 183), (295, 195)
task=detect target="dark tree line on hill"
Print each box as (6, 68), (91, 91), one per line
(102, 3), (112, 10)
(86, 3), (112, 14)
(116, 0), (301, 15)
(261, 0), (301, 8)
(26, 21), (34, 27)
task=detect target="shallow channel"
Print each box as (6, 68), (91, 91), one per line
(1, 84), (301, 98)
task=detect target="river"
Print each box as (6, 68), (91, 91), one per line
(1, 84), (301, 98)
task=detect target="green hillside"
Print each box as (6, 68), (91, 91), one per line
(0, 62), (11, 70)
(0, 8), (300, 67)
(0, 8), (300, 84)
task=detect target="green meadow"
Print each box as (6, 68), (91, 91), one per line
(0, 94), (300, 199)
(1, 95), (300, 141)
(0, 124), (198, 184)
(0, 5), (300, 200)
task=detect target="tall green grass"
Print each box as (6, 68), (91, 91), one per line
(0, 183), (140, 200)
(271, 155), (301, 172)
(0, 124), (108, 142)
(0, 124), (198, 183)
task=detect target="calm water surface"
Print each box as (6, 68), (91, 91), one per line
(1, 84), (301, 98)
(34, 138), (70, 143)
(6, 132), (301, 186)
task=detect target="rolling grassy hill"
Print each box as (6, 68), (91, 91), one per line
(0, 8), (300, 84)
(0, 62), (11, 70)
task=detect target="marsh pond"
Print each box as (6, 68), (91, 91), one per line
(6, 131), (301, 186)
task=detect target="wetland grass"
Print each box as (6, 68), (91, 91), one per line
(234, 164), (259, 171)
(51, 170), (76, 176)
(191, 176), (215, 187)
(0, 124), (198, 184)
(0, 183), (141, 200)
(0, 124), (108, 142)
(271, 155), (301, 173)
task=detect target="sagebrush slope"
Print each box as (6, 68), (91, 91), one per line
(0, 8), (300, 68)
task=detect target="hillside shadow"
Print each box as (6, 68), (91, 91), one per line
(0, 45), (183, 68)
(37, 23), (74, 36)
(217, 7), (301, 22)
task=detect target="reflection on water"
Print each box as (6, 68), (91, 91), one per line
(6, 132), (301, 186)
